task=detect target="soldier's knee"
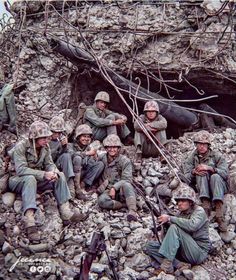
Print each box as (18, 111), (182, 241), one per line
(168, 224), (178, 233)
(98, 195), (113, 209)
(106, 114), (115, 121)
(60, 153), (72, 161)
(23, 175), (37, 186)
(210, 173), (221, 182)
(73, 156), (82, 167)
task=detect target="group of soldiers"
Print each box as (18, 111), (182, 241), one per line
(1, 90), (230, 275)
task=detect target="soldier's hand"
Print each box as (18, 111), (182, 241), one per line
(60, 136), (68, 146)
(86, 148), (97, 157)
(113, 119), (125, 126)
(193, 168), (208, 176)
(109, 187), (116, 199)
(158, 214), (170, 224)
(44, 171), (58, 181)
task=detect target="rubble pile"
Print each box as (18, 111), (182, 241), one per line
(0, 128), (236, 280)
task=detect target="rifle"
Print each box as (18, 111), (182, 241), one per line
(132, 180), (164, 243)
(75, 232), (119, 280)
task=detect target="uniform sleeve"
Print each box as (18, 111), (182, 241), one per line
(182, 152), (195, 182)
(84, 107), (113, 127)
(170, 207), (207, 233)
(13, 143), (45, 180)
(121, 157), (133, 182)
(134, 115), (145, 132)
(149, 115), (167, 130)
(213, 153), (228, 180)
(44, 147), (58, 172)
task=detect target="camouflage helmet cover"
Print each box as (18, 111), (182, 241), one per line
(95, 91), (110, 103)
(29, 121), (52, 139)
(49, 116), (66, 132)
(144, 100), (159, 112)
(173, 183), (196, 203)
(193, 130), (212, 145)
(75, 124), (92, 139)
(103, 134), (122, 147)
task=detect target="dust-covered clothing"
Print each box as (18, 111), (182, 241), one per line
(134, 114), (167, 157)
(68, 142), (104, 187)
(183, 149), (228, 202)
(145, 205), (210, 265)
(98, 153), (136, 209)
(84, 104), (130, 141)
(8, 139), (71, 213)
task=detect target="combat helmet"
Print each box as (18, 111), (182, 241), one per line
(103, 134), (122, 147)
(95, 91), (110, 103)
(49, 116), (66, 132)
(75, 124), (92, 139)
(173, 183), (196, 204)
(144, 100), (159, 112)
(29, 121), (52, 139)
(193, 130), (212, 145)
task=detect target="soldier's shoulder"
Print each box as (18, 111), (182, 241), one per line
(194, 205), (206, 215)
(119, 154), (131, 164)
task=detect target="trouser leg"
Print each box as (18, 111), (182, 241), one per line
(8, 175), (37, 214)
(73, 155), (83, 173)
(106, 114), (117, 135)
(196, 175), (210, 200)
(120, 124), (131, 139)
(210, 174), (227, 202)
(56, 153), (75, 181)
(53, 172), (71, 205)
(158, 224), (207, 264)
(82, 159), (104, 187)
(98, 191), (114, 209)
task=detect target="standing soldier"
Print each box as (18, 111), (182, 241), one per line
(97, 134), (137, 222)
(49, 116), (75, 197)
(8, 121), (86, 242)
(84, 91), (133, 144)
(134, 100), (167, 159)
(183, 130), (228, 232)
(144, 185), (210, 274)
(68, 124), (104, 199)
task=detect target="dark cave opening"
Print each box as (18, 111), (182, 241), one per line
(69, 70), (236, 139)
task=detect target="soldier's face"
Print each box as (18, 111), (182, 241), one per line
(35, 137), (50, 148)
(106, 146), (120, 157)
(146, 111), (157, 120)
(79, 134), (91, 146)
(196, 143), (209, 155)
(177, 199), (191, 212)
(51, 132), (61, 140)
(96, 100), (107, 111)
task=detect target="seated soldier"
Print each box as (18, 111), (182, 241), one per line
(144, 184), (210, 274)
(68, 124), (104, 199)
(183, 130), (228, 232)
(8, 121), (86, 242)
(97, 134), (137, 222)
(48, 116), (75, 197)
(134, 100), (167, 160)
(84, 91), (133, 144)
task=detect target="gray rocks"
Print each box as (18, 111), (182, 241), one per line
(2, 192), (16, 207)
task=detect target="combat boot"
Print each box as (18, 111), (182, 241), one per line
(74, 172), (91, 201)
(24, 209), (41, 243)
(126, 196), (138, 222)
(215, 200), (228, 232)
(59, 201), (88, 226)
(160, 258), (174, 274)
(112, 201), (125, 210)
(68, 178), (76, 199)
(201, 198), (211, 217)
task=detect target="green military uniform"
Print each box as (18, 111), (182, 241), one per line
(0, 83), (17, 134)
(145, 205), (210, 265)
(97, 153), (136, 209)
(134, 113), (167, 158)
(84, 104), (130, 141)
(68, 141), (104, 188)
(49, 139), (74, 181)
(183, 148), (228, 202)
(145, 186), (210, 269)
(9, 138), (71, 214)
